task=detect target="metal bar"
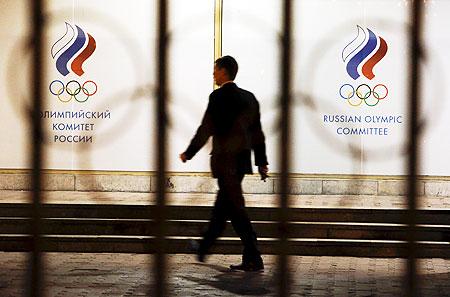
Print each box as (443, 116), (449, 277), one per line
(213, 0), (223, 90)
(278, 0), (292, 296)
(153, 0), (168, 296)
(406, 1), (423, 296)
(29, 0), (45, 296)
(214, 0), (223, 61)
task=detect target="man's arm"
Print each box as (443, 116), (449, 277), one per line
(250, 99), (269, 180)
(251, 100), (268, 167)
(181, 98), (214, 161)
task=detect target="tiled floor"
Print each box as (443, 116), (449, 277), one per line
(0, 253), (449, 297)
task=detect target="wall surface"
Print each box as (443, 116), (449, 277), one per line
(0, 0), (449, 177)
(2, 171), (450, 197)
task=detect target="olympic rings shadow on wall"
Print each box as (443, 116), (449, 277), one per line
(49, 80), (98, 103)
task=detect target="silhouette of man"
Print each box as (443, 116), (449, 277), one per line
(180, 55), (268, 272)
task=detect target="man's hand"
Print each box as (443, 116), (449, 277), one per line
(179, 153), (188, 163)
(258, 165), (269, 182)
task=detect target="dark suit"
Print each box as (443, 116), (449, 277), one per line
(184, 82), (268, 264)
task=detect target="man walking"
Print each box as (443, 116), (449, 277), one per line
(180, 56), (268, 272)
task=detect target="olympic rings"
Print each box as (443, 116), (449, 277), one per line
(66, 80), (81, 96)
(356, 84), (371, 100)
(83, 80), (98, 96)
(49, 80), (98, 103)
(339, 83), (388, 107)
(339, 84), (354, 99)
(373, 84), (388, 100)
(57, 87), (72, 103)
(49, 80), (64, 96)
(74, 88), (90, 103)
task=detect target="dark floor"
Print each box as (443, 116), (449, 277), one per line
(1, 253), (449, 297)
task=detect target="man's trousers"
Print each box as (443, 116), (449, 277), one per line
(199, 173), (262, 264)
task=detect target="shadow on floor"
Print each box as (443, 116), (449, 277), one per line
(182, 263), (273, 296)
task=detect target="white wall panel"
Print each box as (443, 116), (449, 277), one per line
(222, 0), (281, 172)
(0, 0), (449, 176)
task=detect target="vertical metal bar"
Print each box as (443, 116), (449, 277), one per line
(214, 0), (223, 90)
(29, 0), (45, 296)
(278, 0), (292, 296)
(153, 0), (168, 296)
(406, 1), (423, 296)
(214, 0), (223, 61)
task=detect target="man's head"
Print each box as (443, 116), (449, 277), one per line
(213, 55), (238, 86)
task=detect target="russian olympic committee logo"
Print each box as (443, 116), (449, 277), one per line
(340, 25), (388, 107)
(49, 22), (97, 103)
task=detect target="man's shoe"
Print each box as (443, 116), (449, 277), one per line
(229, 261), (264, 272)
(188, 239), (206, 263)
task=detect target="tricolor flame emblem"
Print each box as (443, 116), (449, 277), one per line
(342, 25), (388, 80)
(51, 22), (96, 77)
